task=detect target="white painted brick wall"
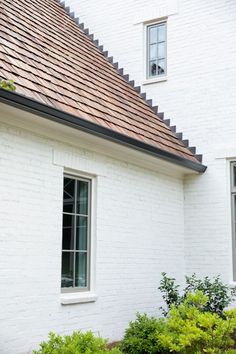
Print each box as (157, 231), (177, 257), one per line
(65, 0), (236, 281)
(0, 119), (185, 354)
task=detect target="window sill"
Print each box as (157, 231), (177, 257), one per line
(60, 292), (98, 305)
(143, 76), (168, 85)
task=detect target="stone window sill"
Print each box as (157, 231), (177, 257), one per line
(60, 292), (98, 305)
(143, 76), (168, 85)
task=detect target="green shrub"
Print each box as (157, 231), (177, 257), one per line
(120, 313), (165, 354)
(158, 272), (181, 316)
(158, 292), (236, 353)
(121, 293), (236, 354)
(159, 272), (236, 317)
(33, 331), (122, 354)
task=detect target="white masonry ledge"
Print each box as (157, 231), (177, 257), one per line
(60, 292), (98, 305)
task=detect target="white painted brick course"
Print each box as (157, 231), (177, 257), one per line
(64, 0), (236, 281)
(0, 119), (185, 353)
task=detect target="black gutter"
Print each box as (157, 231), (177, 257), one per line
(0, 89), (207, 173)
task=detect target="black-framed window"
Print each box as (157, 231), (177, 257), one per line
(61, 175), (91, 292)
(147, 22), (167, 78)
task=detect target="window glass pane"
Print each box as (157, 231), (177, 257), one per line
(61, 252), (74, 288)
(158, 24), (166, 42)
(75, 252), (87, 287)
(77, 180), (89, 215)
(76, 216), (88, 250)
(233, 165), (236, 188)
(149, 60), (157, 77)
(63, 178), (75, 213)
(158, 42), (165, 59)
(158, 59), (165, 75)
(62, 214), (74, 250)
(149, 44), (157, 60)
(149, 26), (157, 44)
(234, 195), (236, 222)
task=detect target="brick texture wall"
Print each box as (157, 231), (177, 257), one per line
(65, 0), (236, 280)
(0, 117), (185, 353)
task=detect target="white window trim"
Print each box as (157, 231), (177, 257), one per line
(61, 169), (97, 305)
(61, 291), (98, 305)
(143, 76), (168, 85)
(143, 18), (168, 84)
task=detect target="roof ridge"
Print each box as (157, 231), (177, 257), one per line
(58, 0), (203, 163)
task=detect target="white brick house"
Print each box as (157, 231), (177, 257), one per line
(64, 0), (236, 278)
(0, 0), (235, 353)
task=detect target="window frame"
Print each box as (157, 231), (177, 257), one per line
(230, 162), (236, 281)
(146, 20), (167, 80)
(61, 173), (92, 293)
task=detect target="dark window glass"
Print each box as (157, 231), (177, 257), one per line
(233, 165), (236, 188)
(75, 252), (87, 287)
(234, 195), (236, 222)
(76, 216), (88, 251)
(63, 178), (75, 213)
(61, 252), (74, 288)
(150, 61), (157, 76)
(61, 176), (90, 290)
(62, 214), (74, 250)
(77, 181), (88, 215)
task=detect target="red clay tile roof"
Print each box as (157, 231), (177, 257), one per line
(0, 0), (202, 167)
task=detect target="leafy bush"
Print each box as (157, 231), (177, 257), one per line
(121, 293), (236, 354)
(120, 313), (165, 354)
(158, 292), (236, 353)
(0, 78), (16, 92)
(158, 272), (181, 316)
(33, 331), (122, 354)
(159, 272), (236, 317)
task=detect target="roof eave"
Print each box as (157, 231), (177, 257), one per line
(0, 89), (207, 173)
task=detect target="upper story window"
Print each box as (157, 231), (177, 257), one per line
(61, 175), (91, 292)
(147, 22), (167, 79)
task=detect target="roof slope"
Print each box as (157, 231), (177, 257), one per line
(0, 0), (203, 168)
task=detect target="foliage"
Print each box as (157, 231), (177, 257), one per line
(121, 293), (236, 354)
(120, 313), (165, 354)
(184, 273), (236, 316)
(158, 272), (181, 316)
(33, 331), (122, 354)
(159, 272), (236, 317)
(158, 292), (236, 353)
(0, 78), (16, 92)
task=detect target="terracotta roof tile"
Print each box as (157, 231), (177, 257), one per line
(0, 0), (202, 165)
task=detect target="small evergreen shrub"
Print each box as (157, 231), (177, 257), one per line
(120, 313), (165, 354)
(33, 331), (122, 354)
(159, 272), (236, 317)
